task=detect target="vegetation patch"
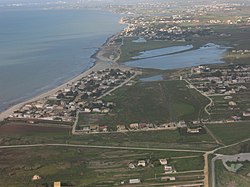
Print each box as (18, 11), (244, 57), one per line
(215, 160), (250, 187)
(0, 147), (203, 187)
(101, 80), (209, 126)
(207, 122), (250, 145)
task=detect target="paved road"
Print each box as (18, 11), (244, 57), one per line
(208, 138), (250, 187)
(211, 153), (250, 187)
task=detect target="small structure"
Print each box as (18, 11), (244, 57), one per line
(83, 108), (91, 113)
(231, 116), (241, 121)
(137, 160), (146, 167)
(243, 111), (250, 117)
(99, 126), (108, 132)
(129, 179), (141, 184)
(159, 123), (176, 130)
(161, 176), (176, 181)
(32, 175), (41, 181)
(228, 101), (237, 107)
(128, 163), (136, 169)
(139, 123), (147, 129)
(90, 124), (99, 132)
(117, 125), (126, 131)
(164, 165), (175, 174)
(129, 123), (139, 129)
(82, 126), (90, 132)
(187, 127), (201, 134)
(224, 96), (233, 100)
(54, 182), (61, 187)
(169, 177), (176, 181)
(177, 121), (187, 128)
(92, 108), (101, 113)
(159, 159), (168, 165)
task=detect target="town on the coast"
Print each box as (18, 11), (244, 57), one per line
(9, 69), (136, 123)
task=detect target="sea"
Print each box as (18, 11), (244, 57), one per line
(0, 9), (124, 112)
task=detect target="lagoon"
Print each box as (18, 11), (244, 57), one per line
(132, 45), (193, 59)
(126, 43), (228, 70)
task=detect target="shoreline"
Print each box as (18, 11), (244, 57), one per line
(0, 33), (129, 122)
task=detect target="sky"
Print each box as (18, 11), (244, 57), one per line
(1, 0), (249, 7)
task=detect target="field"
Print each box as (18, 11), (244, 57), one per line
(0, 122), (217, 151)
(208, 83), (250, 121)
(215, 160), (250, 187)
(0, 146), (204, 187)
(206, 122), (250, 145)
(209, 95), (240, 121)
(98, 80), (210, 126)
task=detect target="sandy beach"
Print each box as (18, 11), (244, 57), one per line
(0, 34), (130, 121)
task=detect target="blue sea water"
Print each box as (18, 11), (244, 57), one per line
(0, 9), (124, 111)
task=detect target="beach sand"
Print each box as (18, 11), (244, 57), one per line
(0, 34), (130, 121)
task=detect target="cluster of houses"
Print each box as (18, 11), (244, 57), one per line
(9, 69), (134, 122)
(117, 2), (249, 42)
(125, 158), (176, 185)
(115, 0), (246, 26)
(231, 49), (250, 55)
(190, 65), (250, 95)
(129, 158), (176, 173)
(81, 100), (115, 114)
(189, 64), (250, 120)
(119, 16), (215, 41)
(75, 121), (190, 134)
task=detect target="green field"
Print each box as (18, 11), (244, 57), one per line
(209, 96), (239, 121)
(100, 80), (210, 126)
(170, 155), (204, 172)
(0, 121), (217, 151)
(209, 83), (250, 121)
(215, 160), (250, 187)
(207, 122), (250, 145)
(0, 146), (204, 187)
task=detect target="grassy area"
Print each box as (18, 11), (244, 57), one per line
(0, 147), (203, 187)
(209, 95), (238, 121)
(207, 122), (250, 145)
(170, 155), (204, 172)
(209, 83), (250, 121)
(0, 122), (217, 151)
(216, 140), (250, 155)
(101, 80), (209, 126)
(215, 160), (250, 187)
